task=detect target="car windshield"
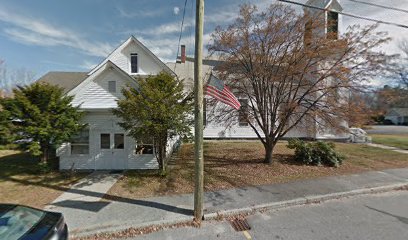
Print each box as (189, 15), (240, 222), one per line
(0, 206), (45, 240)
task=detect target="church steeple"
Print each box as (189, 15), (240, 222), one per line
(304, 0), (343, 40)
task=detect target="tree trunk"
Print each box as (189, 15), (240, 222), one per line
(157, 134), (167, 176)
(156, 144), (164, 175)
(263, 142), (274, 164)
(158, 145), (165, 175)
(161, 136), (167, 175)
(40, 147), (48, 165)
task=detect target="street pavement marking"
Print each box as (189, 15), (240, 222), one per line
(243, 230), (252, 240)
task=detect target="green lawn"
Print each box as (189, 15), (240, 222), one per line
(0, 150), (85, 208)
(371, 134), (408, 150)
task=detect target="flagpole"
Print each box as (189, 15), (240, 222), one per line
(193, 0), (204, 221)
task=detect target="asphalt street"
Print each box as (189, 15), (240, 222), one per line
(365, 125), (408, 135)
(126, 190), (408, 240)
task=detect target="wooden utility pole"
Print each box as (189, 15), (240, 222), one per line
(193, 0), (204, 221)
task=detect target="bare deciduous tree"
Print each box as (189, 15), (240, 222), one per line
(398, 39), (408, 88)
(0, 59), (36, 94)
(208, 4), (395, 164)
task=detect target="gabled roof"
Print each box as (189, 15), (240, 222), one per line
(305, 0), (343, 12)
(166, 57), (216, 92)
(68, 60), (137, 96)
(37, 72), (88, 93)
(88, 35), (175, 76)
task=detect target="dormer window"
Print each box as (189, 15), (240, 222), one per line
(327, 11), (338, 39)
(130, 53), (138, 73)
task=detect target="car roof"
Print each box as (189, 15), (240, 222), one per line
(0, 204), (47, 215)
(0, 204), (16, 214)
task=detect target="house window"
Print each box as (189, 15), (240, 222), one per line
(130, 53), (138, 73)
(238, 99), (249, 126)
(114, 133), (124, 149)
(135, 144), (154, 154)
(100, 133), (110, 149)
(71, 129), (89, 154)
(327, 11), (338, 39)
(108, 81), (116, 93)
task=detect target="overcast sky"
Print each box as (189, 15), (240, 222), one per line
(0, 0), (407, 80)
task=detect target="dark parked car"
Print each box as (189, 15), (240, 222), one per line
(0, 204), (67, 240)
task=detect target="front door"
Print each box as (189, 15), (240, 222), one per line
(96, 132), (127, 169)
(112, 133), (126, 169)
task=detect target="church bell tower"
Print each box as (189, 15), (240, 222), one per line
(304, 0), (343, 41)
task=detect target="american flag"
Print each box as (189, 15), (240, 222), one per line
(205, 75), (241, 110)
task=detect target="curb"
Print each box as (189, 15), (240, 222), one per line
(205, 182), (408, 220)
(71, 182), (408, 239)
(71, 216), (194, 238)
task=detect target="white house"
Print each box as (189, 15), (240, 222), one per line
(167, 55), (348, 141)
(385, 108), (408, 125)
(168, 0), (348, 141)
(38, 36), (178, 170)
(37, 0), (348, 170)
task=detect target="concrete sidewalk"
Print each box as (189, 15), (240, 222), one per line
(367, 143), (408, 154)
(45, 171), (122, 211)
(64, 168), (408, 238)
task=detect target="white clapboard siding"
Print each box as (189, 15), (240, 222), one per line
(89, 36), (170, 76)
(203, 123), (312, 139)
(59, 111), (157, 170)
(204, 124), (261, 138)
(203, 100), (313, 139)
(72, 68), (134, 109)
(109, 42), (163, 76)
(203, 101), (343, 139)
(60, 155), (96, 170)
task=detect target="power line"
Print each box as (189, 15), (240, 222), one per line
(186, 0), (194, 80)
(277, 0), (408, 29)
(345, 0), (408, 14)
(174, 0), (189, 72)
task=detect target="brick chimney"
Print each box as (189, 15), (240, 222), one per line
(181, 45), (186, 63)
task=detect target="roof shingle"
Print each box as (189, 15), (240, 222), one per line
(37, 72), (88, 94)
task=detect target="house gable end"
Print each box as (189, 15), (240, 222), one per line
(88, 36), (174, 77)
(70, 61), (137, 110)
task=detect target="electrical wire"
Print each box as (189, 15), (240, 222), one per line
(345, 0), (408, 14)
(174, 0), (189, 72)
(186, 0), (195, 82)
(278, 0), (408, 29)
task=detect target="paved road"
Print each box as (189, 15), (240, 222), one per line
(127, 191), (408, 240)
(68, 168), (408, 237)
(366, 125), (408, 135)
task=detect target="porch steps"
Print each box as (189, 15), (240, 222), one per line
(166, 150), (182, 168)
(167, 155), (181, 167)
